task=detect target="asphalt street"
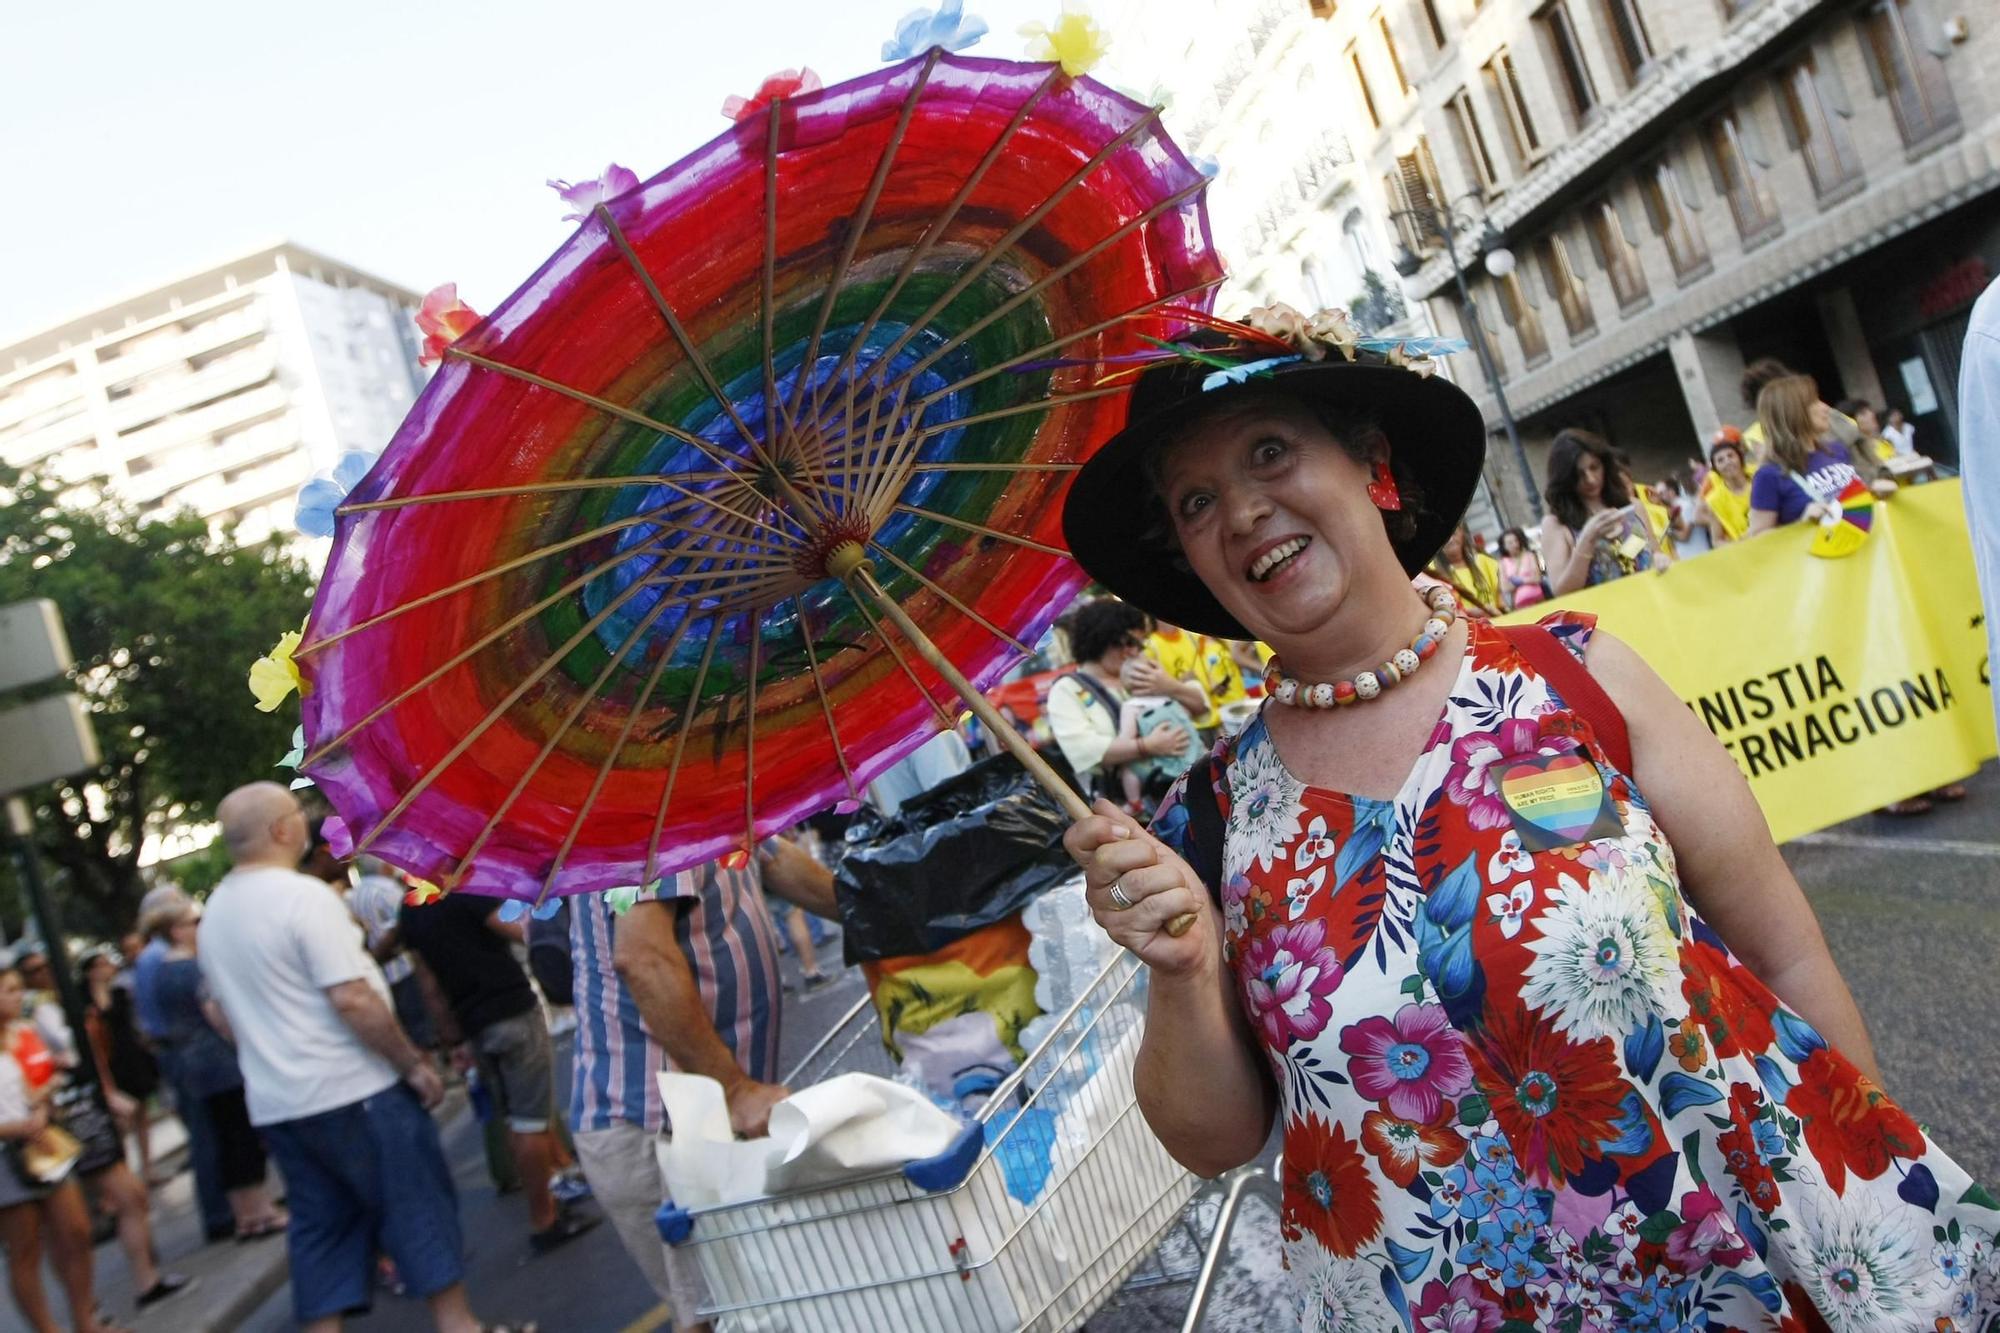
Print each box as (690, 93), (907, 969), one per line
(203, 759), (2000, 1329)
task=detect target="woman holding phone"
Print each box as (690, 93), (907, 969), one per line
(1538, 428), (1664, 593)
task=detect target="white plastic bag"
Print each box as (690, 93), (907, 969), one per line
(656, 1070), (965, 1207)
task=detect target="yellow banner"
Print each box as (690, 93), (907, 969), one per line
(1499, 479), (1993, 844)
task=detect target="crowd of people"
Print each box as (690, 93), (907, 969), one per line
(1440, 356), (1943, 618)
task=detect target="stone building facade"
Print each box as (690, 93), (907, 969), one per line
(1318, 0), (1995, 519)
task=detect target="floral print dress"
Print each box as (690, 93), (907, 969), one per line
(1151, 613), (1999, 1332)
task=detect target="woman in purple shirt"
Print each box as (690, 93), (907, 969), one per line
(1747, 375), (1893, 533)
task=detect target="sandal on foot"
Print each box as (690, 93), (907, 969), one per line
(1883, 797), (1934, 816)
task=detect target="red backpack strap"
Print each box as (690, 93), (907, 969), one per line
(1501, 621), (1633, 774)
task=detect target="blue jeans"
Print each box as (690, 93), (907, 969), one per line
(261, 1083), (464, 1322)
(157, 1046), (232, 1236)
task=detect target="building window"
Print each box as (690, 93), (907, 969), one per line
(1387, 140), (1446, 254)
(1596, 0), (1656, 87)
(1349, 45), (1381, 129)
(1310, 0), (1336, 16)
(1448, 89), (1504, 195)
(1586, 197), (1649, 309)
(1379, 14), (1410, 95)
(1639, 156), (1711, 280)
(1703, 106), (1782, 241)
(1343, 208), (1380, 275)
(1536, 1), (1601, 126)
(1860, 0), (1960, 149)
(1470, 300), (1507, 378)
(1777, 51), (1862, 197)
(1494, 272), (1550, 364)
(1418, 0), (1449, 47)
(1486, 49), (1543, 165)
(1537, 233), (1596, 336)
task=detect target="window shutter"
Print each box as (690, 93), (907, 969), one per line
(1814, 41), (1854, 116)
(1736, 101), (1775, 168)
(1640, 171), (1670, 236)
(1908, 0), (1951, 57)
(1774, 74), (1803, 152)
(1853, 9), (1890, 97)
(1585, 210), (1610, 268)
(1610, 189), (1643, 246)
(1538, 241), (1562, 301)
(1672, 143), (1705, 211)
(1700, 128), (1729, 195)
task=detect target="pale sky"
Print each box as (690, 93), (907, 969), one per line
(0, 0), (1115, 345)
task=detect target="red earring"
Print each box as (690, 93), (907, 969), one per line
(1368, 460), (1402, 511)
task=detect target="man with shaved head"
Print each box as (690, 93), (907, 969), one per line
(200, 783), (531, 1333)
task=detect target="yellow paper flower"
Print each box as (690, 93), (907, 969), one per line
(247, 629), (305, 713)
(403, 879), (444, 907)
(1020, 3), (1108, 78)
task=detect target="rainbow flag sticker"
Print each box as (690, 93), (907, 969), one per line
(1810, 478), (1874, 559)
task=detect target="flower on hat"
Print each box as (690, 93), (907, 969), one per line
(415, 284), (481, 367)
(722, 68), (823, 122)
(547, 164), (641, 224)
(882, 0), (988, 60)
(1242, 302), (1362, 363)
(1020, 3), (1108, 78)
(248, 625), (307, 713)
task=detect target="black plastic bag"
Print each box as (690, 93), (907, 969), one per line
(834, 750), (1079, 964)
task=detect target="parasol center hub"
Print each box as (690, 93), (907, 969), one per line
(793, 518), (875, 582)
(823, 540), (871, 581)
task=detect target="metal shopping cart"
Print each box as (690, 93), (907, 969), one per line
(654, 948), (1277, 1332)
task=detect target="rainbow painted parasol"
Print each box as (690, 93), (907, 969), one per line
(294, 47), (1221, 901)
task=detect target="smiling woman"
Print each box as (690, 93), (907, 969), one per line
(1055, 305), (2000, 1331)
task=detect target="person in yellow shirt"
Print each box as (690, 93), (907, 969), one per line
(1697, 428), (1755, 543)
(1429, 524), (1505, 615)
(1141, 622), (1238, 732)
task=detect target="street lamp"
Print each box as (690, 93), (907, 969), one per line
(1388, 195), (1541, 523)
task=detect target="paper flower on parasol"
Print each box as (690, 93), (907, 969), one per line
(296, 47), (1221, 902)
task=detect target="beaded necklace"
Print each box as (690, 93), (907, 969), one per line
(1262, 584), (1460, 707)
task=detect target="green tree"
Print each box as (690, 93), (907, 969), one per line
(0, 467), (315, 935)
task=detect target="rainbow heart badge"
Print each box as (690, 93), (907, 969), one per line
(1496, 752), (1622, 851)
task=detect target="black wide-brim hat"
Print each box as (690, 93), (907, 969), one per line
(1061, 331), (1487, 640)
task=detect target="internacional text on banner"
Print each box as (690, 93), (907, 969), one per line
(1500, 480), (1993, 845)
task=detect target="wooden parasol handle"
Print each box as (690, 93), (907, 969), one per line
(835, 547), (1197, 939)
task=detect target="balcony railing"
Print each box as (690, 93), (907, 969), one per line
(115, 380), (289, 464)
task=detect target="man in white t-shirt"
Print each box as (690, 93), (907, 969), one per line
(200, 783), (527, 1333)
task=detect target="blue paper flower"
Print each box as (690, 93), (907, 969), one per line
(882, 0), (988, 61)
(296, 451), (378, 538)
(498, 899), (563, 923)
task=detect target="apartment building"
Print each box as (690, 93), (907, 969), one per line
(1323, 0), (1994, 518)
(0, 243), (428, 542)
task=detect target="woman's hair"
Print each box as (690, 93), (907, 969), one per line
(1140, 389), (1425, 551)
(1709, 436), (1744, 469)
(1500, 526), (1529, 555)
(1067, 598), (1149, 667)
(1542, 428), (1631, 532)
(1834, 397), (1879, 434)
(1740, 356), (1794, 410)
(1757, 375), (1821, 473)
